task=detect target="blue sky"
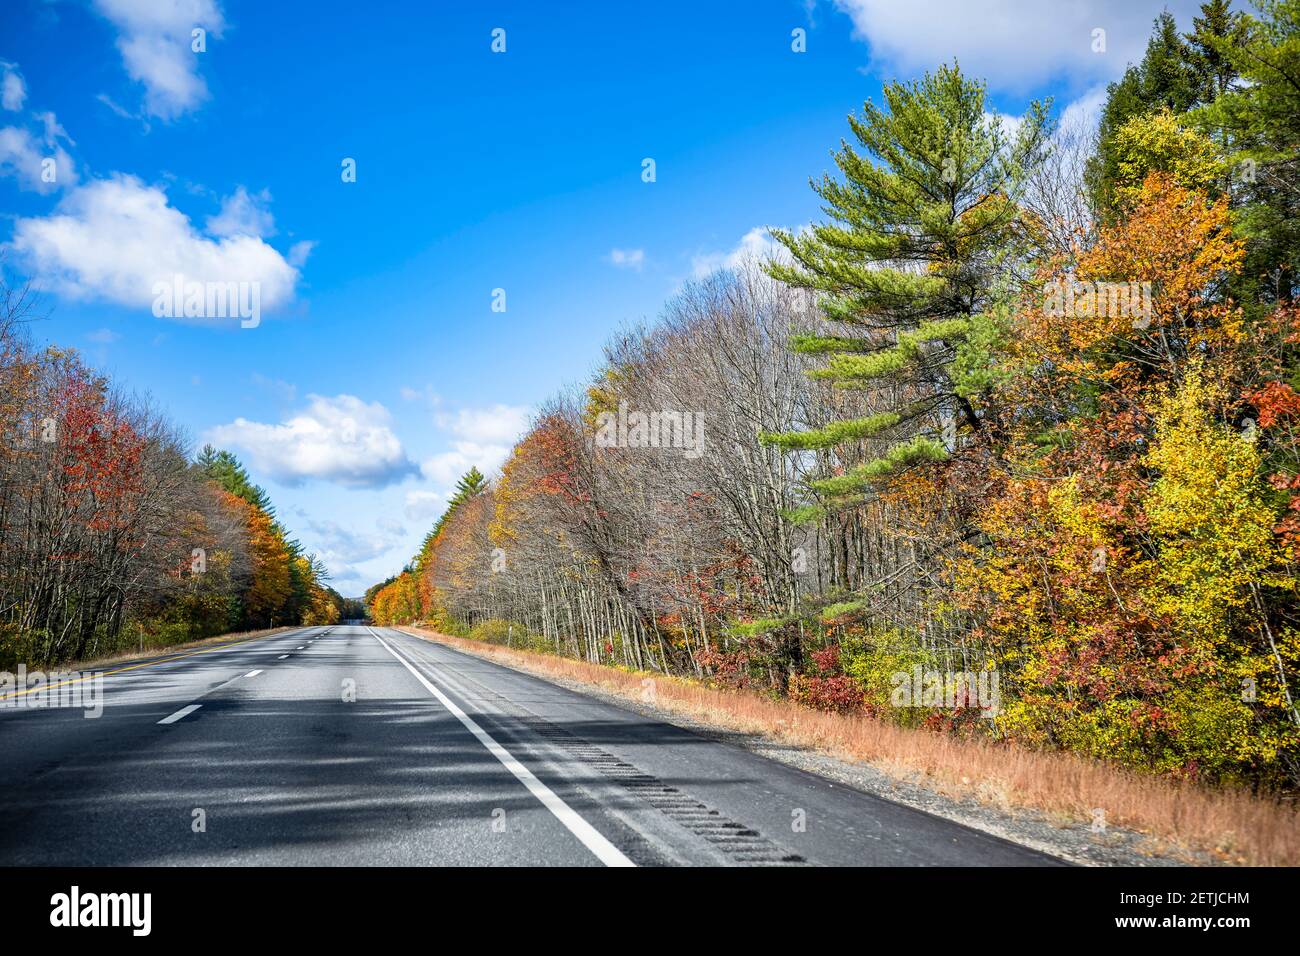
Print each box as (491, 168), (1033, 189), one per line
(0, 0), (1204, 594)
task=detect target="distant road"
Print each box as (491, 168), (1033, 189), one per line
(0, 625), (1062, 866)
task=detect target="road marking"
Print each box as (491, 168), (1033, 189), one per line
(158, 704), (201, 725)
(296, 646), (305, 650)
(368, 627), (634, 868)
(245, 670), (263, 678)
(277, 655), (289, 660)
(0, 628), (308, 702)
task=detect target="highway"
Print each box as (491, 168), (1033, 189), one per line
(0, 625), (1063, 866)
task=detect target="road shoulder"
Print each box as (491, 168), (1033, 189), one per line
(397, 625), (1211, 867)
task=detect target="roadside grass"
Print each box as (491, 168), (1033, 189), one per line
(400, 624), (1300, 867)
(42, 625), (301, 674)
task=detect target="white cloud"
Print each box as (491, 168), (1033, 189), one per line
(1, 61), (26, 111)
(287, 240), (315, 269)
(404, 438), (511, 520)
(206, 186), (275, 239)
(36, 111), (74, 149)
(96, 92), (149, 129)
(9, 175), (301, 317)
(402, 403), (529, 519)
(207, 394), (417, 489)
(418, 440), (512, 489)
(1060, 83), (1110, 134)
(691, 226), (789, 279)
(404, 489), (452, 521)
(608, 247), (645, 270)
(86, 327), (120, 344)
(0, 126), (76, 193)
(437, 403), (531, 445)
(92, 0), (226, 119)
(830, 0), (1202, 93)
(304, 518), (403, 575)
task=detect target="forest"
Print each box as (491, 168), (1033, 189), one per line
(370, 2), (1300, 791)
(0, 283), (347, 668)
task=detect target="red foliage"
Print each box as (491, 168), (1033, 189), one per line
(55, 375), (146, 536)
(790, 673), (865, 714)
(1248, 380), (1300, 428)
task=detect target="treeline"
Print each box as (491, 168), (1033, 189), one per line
(0, 291), (345, 667)
(372, 2), (1300, 789)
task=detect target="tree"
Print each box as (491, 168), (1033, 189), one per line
(763, 62), (1047, 508)
(1086, 10), (1211, 212)
(1197, 0), (1300, 301)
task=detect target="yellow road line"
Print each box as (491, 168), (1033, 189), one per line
(0, 629), (300, 701)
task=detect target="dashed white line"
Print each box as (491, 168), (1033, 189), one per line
(244, 670), (263, 678)
(368, 627), (635, 868)
(277, 654), (289, 660)
(157, 704), (201, 725)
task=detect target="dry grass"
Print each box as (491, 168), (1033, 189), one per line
(53, 625), (300, 673)
(402, 625), (1300, 866)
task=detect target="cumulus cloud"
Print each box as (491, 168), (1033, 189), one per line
(437, 403), (531, 445)
(1, 61), (26, 111)
(830, 0), (1201, 92)
(206, 186), (276, 238)
(405, 441), (510, 519)
(9, 175), (301, 317)
(691, 226), (790, 279)
(1060, 83), (1110, 133)
(0, 125), (76, 193)
(404, 489), (452, 521)
(403, 403), (530, 519)
(608, 247), (645, 270)
(303, 518), (405, 584)
(418, 440), (512, 489)
(206, 394), (417, 488)
(92, 0), (226, 119)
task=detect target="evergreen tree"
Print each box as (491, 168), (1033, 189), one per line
(763, 62), (1047, 510)
(431, 467), (487, 539)
(196, 445), (274, 514)
(1198, 0), (1300, 301)
(414, 467), (490, 581)
(1087, 11), (1205, 212)
(1185, 0), (1247, 102)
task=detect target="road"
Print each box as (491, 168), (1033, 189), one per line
(0, 625), (1063, 866)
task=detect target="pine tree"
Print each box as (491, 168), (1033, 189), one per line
(1198, 0), (1300, 301)
(762, 62), (1047, 509)
(1087, 10), (1207, 212)
(196, 445), (274, 514)
(1185, 0), (1247, 102)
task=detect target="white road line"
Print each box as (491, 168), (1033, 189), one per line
(245, 670), (263, 678)
(277, 654), (289, 660)
(157, 704), (201, 725)
(368, 627), (634, 868)
(296, 646), (305, 650)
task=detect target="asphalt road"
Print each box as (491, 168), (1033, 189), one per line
(0, 625), (1063, 866)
